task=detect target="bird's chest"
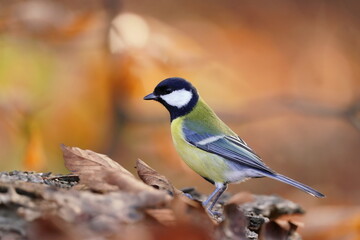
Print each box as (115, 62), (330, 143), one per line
(170, 118), (229, 182)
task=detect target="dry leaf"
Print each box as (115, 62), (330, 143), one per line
(62, 144), (137, 192)
(61, 144), (132, 177)
(136, 159), (182, 196)
(61, 145), (170, 205)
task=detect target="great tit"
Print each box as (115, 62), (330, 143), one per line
(144, 77), (325, 214)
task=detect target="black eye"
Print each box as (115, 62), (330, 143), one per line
(164, 88), (172, 94)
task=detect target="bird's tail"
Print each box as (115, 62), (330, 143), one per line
(264, 173), (325, 198)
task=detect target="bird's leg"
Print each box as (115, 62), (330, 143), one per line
(202, 183), (228, 214)
(207, 184), (228, 212)
(202, 187), (222, 207)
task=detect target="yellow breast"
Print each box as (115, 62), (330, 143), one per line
(171, 117), (229, 183)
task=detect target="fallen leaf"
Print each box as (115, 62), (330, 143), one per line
(61, 144), (132, 177)
(136, 159), (181, 196)
(104, 169), (171, 197)
(62, 145), (148, 193)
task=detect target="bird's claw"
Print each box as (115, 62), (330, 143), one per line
(206, 209), (224, 221)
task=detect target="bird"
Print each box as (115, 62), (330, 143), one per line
(144, 77), (325, 215)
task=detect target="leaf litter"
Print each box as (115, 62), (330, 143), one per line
(0, 145), (306, 240)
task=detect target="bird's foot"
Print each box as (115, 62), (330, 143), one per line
(202, 202), (223, 220)
(206, 209), (224, 221)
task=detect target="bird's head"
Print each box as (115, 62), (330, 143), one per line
(144, 77), (199, 121)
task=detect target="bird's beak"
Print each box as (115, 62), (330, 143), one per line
(143, 92), (158, 100)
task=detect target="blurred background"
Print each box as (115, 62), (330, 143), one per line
(0, 0), (359, 239)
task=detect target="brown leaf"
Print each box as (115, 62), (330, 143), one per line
(136, 159), (181, 196)
(61, 144), (135, 192)
(104, 169), (172, 196)
(61, 144), (132, 177)
(61, 145), (170, 207)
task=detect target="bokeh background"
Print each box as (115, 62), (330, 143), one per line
(1, 0), (359, 239)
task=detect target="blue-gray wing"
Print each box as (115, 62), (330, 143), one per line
(183, 126), (275, 174)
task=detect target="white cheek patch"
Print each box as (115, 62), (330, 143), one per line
(160, 89), (193, 108)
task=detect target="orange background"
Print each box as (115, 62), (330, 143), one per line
(0, 1), (359, 239)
